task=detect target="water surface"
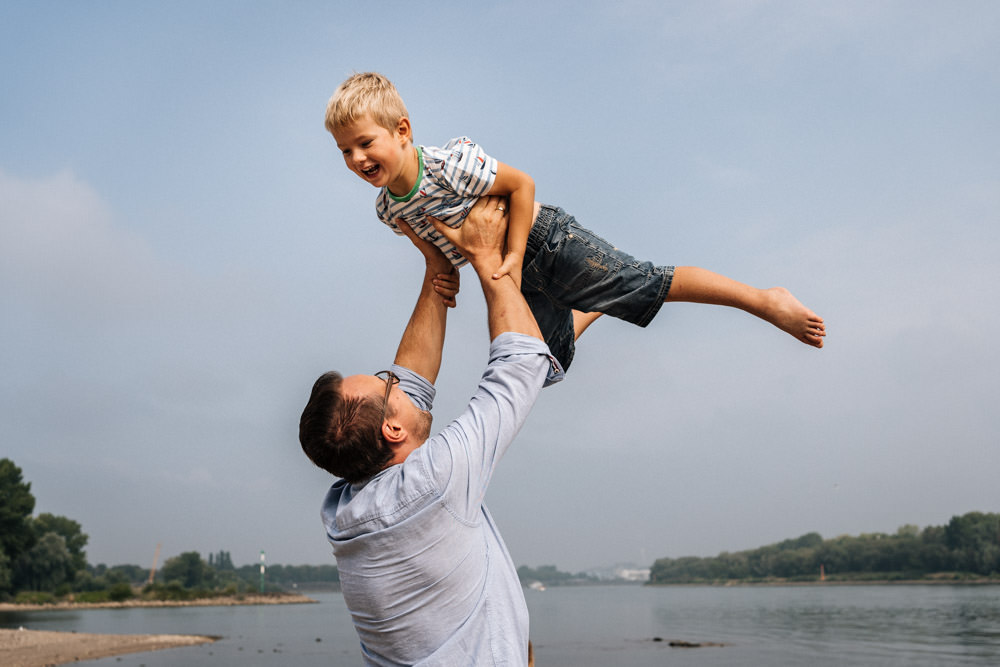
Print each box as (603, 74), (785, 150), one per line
(3, 584), (998, 666)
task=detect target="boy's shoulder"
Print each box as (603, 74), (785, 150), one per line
(422, 136), (495, 182)
(422, 136), (482, 160)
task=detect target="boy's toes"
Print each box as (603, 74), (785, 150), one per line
(803, 332), (824, 348)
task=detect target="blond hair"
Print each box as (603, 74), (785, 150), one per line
(325, 72), (409, 134)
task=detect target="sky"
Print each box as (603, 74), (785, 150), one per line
(1, 1), (998, 574)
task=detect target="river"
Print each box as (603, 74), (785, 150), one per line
(2, 584), (999, 665)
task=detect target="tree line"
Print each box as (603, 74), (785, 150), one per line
(649, 512), (1000, 584)
(8, 456), (997, 597)
(516, 564), (599, 587)
(1, 458), (338, 603)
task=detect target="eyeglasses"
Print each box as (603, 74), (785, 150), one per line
(374, 370), (399, 423)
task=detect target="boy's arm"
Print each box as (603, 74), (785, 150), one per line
(397, 217), (461, 308)
(392, 224), (460, 384)
(486, 162), (534, 286)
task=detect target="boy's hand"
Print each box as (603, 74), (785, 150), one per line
(494, 252), (523, 290)
(397, 217), (461, 308)
(432, 269), (460, 308)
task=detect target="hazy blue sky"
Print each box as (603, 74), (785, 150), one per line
(2, 1), (998, 573)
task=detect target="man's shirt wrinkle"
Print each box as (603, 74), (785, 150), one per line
(332, 455), (440, 536)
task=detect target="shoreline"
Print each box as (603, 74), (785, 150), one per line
(647, 578), (1000, 587)
(0, 628), (216, 667)
(0, 592), (317, 613)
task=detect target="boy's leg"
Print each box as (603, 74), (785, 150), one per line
(572, 310), (603, 340)
(666, 266), (826, 347)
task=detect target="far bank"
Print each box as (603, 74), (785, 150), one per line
(0, 592), (316, 613)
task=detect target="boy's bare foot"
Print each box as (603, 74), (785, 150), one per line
(760, 287), (825, 348)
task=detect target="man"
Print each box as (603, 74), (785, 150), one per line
(299, 195), (562, 666)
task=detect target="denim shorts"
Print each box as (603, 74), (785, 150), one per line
(522, 204), (674, 370)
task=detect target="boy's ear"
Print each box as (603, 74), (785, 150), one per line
(395, 117), (412, 143)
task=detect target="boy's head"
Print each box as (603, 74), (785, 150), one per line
(325, 72), (409, 135)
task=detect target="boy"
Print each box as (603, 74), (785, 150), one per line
(326, 72), (825, 370)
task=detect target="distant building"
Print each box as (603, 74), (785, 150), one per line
(585, 563), (651, 582)
(614, 567), (651, 582)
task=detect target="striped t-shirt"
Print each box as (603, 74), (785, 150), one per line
(375, 136), (498, 268)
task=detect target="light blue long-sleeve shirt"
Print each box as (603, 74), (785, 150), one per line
(322, 333), (563, 666)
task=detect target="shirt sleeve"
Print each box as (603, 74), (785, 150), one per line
(422, 333), (563, 521)
(391, 363), (435, 412)
(434, 137), (498, 198)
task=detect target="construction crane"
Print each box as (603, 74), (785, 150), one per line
(147, 543), (161, 586)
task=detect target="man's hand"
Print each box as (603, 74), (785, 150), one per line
(397, 217), (461, 308)
(430, 196), (542, 341)
(427, 196), (508, 278)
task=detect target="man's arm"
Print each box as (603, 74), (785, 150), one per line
(486, 162), (534, 286)
(392, 222), (460, 383)
(425, 196), (558, 522)
(429, 196), (543, 342)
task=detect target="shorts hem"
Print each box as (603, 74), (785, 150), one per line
(634, 265), (674, 327)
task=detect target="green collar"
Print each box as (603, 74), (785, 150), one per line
(387, 146), (423, 202)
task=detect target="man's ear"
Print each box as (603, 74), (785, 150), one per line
(381, 419), (407, 445)
(381, 419), (415, 467)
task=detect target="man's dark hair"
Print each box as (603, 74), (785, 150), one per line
(299, 371), (394, 484)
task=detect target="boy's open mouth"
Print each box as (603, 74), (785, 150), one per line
(362, 165), (381, 178)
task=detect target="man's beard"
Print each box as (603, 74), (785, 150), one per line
(415, 409), (433, 442)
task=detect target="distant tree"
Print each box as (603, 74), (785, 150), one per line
(108, 581), (134, 602)
(13, 533), (74, 591)
(209, 550), (234, 571)
(33, 514), (88, 573)
(776, 532), (823, 551)
(160, 552), (207, 589)
(915, 526), (950, 573)
(945, 512), (1000, 574)
(0, 459), (36, 562)
(714, 551), (750, 579)
(0, 550), (11, 596)
(107, 564), (149, 584)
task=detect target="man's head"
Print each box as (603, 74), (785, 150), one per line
(325, 72), (408, 135)
(299, 370), (432, 484)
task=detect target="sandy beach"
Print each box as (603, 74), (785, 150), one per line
(0, 592), (317, 612)
(0, 627), (216, 667)
(0, 594), (317, 666)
